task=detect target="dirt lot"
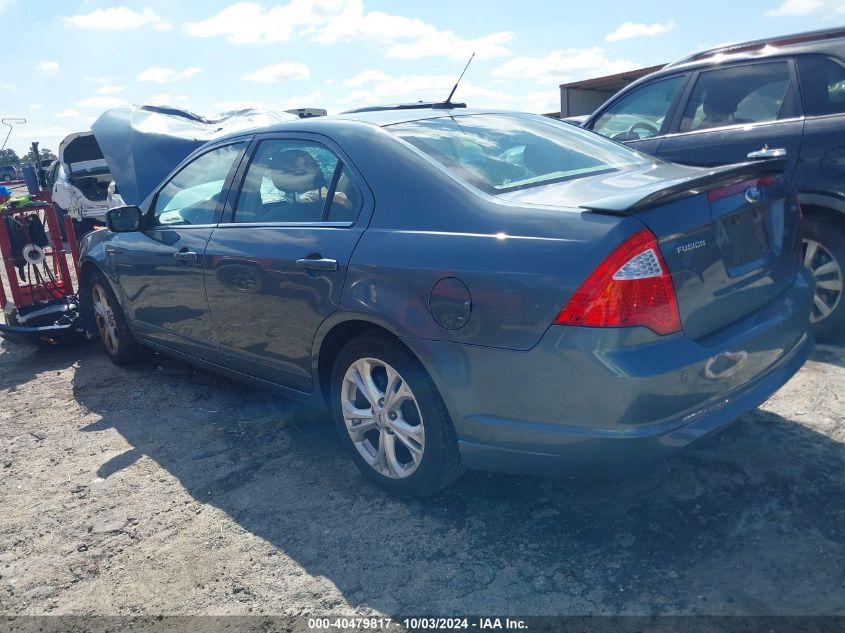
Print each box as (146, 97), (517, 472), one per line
(0, 334), (843, 618)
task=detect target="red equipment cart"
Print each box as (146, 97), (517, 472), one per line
(0, 194), (87, 344)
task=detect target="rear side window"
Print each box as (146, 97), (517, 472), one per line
(680, 62), (796, 132)
(797, 55), (845, 116)
(388, 113), (651, 195)
(592, 76), (685, 141)
(233, 139), (363, 224)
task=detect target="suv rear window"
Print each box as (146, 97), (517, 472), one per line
(387, 113), (651, 195)
(797, 55), (845, 116)
(680, 62), (796, 132)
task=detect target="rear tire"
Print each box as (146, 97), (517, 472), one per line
(331, 332), (463, 497)
(803, 215), (845, 342)
(87, 271), (142, 365)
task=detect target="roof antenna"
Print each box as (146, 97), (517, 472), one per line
(444, 52), (475, 107)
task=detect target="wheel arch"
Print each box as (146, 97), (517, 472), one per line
(78, 258), (126, 332)
(798, 193), (845, 220)
(313, 315), (412, 407)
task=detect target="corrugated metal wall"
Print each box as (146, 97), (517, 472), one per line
(560, 88), (615, 117)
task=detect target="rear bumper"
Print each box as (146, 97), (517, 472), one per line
(77, 206), (108, 221)
(404, 267), (815, 476)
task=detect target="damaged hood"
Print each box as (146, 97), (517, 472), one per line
(91, 105), (298, 206)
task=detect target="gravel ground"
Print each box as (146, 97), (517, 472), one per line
(0, 335), (843, 618)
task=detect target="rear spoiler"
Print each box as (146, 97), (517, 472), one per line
(581, 158), (787, 214)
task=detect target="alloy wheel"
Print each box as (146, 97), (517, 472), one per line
(341, 357), (425, 479)
(803, 238), (843, 324)
(92, 283), (119, 355)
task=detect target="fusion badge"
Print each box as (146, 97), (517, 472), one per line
(677, 240), (707, 254)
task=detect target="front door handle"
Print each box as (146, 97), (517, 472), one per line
(173, 250), (198, 263)
(296, 257), (338, 272)
(747, 147), (787, 159)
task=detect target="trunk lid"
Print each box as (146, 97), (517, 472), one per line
(500, 160), (802, 339)
(58, 132), (105, 166)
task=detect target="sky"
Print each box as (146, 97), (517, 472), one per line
(0, 0), (842, 156)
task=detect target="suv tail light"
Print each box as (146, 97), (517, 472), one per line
(554, 229), (681, 335)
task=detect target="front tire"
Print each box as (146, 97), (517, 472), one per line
(87, 272), (142, 365)
(331, 333), (463, 497)
(803, 215), (845, 342)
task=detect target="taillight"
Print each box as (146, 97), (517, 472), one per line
(554, 229), (681, 335)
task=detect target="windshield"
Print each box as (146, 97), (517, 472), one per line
(386, 113), (653, 195)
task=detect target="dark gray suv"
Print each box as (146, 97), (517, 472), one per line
(582, 27), (845, 340)
(0, 165), (17, 181)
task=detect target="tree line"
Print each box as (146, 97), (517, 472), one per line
(0, 147), (57, 167)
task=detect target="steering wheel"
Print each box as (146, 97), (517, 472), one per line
(626, 121), (659, 138)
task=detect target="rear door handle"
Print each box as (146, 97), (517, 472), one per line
(296, 257), (338, 272)
(173, 250), (198, 263)
(747, 147), (787, 159)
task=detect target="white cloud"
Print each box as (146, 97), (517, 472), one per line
(0, 0), (17, 13)
(768, 0), (845, 15)
(36, 61), (59, 74)
(342, 69), (391, 88)
(56, 109), (81, 118)
(145, 94), (190, 105)
(185, 0), (512, 59)
(524, 91), (560, 114)
(146, 93), (173, 105)
(492, 47), (638, 84)
(14, 125), (72, 152)
(213, 90), (324, 113)
(212, 100), (272, 112)
(77, 96), (129, 108)
(335, 72), (515, 110)
(279, 90), (324, 110)
(137, 66), (202, 83)
(606, 20), (675, 42)
(64, 6), (171, 30)
(96, 84), (124, 95)
(244, 62), (310, 83)
(28, 104), (43, 111)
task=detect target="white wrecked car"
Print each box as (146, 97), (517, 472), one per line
(47, 132), (111, 236)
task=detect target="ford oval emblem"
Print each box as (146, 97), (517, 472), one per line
(744, 186), (762, 204)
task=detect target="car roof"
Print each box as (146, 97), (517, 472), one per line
(665, 26), (845, 70)
(203, 108), (538, 142)
(588, 29), (845, 115)
(645, 29), (845, 80)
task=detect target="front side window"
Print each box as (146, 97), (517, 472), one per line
(797, 55), (845, 116)
(679, 62), (795, 132)
(152, 143), (244, 226)
(233, 140), (362, 224)
(592, 76), (685, 141)
(388, 113), (651, 195)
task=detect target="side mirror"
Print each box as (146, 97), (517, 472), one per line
(106, 206), (142, 232)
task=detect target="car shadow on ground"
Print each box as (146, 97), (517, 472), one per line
(3, 338), (844, 615)
(812, 342), (845, 369)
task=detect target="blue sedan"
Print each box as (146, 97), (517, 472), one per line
(78, 108), (814, 496)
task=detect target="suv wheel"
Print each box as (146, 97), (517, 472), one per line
(331, 333), (463, 497)
(803, 215), (845, 341)
(88, 272), (142, 365)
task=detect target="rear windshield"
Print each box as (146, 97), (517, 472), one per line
(386, 113), (652, 195)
